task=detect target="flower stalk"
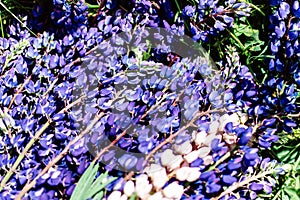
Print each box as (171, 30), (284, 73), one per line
(0, 96), (85, 192)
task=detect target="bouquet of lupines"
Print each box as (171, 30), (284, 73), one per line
(0, 0), (299, 199)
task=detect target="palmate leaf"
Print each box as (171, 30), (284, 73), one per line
(70, 162), (117, 200)
(232, 23), (264, 52)
(283, 188), (300, 200)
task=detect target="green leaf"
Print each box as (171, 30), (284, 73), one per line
(129, 193), (137, 200)
(284, 188), (300, 200)
(244, 30), (264, 52)
(92, 191), (104, 200)
(295, 175), (300, 190)
(281, 190), (290, 200)
(89, 173), (117, 198)
(71, 162), (98, 200)
(232, 23), (248, 37)
(232, 23), (264, 52)
(277, 149), (291, 161)
(90, 172), (109, 191)
(243, 27), (255, 37)
(273, 142), (300, 164)
(70, 162), (116, 200)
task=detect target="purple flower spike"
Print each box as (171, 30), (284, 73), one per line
(118, 154), (138, 170)
(206, 183), (221, 193)
(279, 2), (290, 19)
(249, 182), (264, 191)
(292, 1), (300, 17)
(222, 175), (237, 185)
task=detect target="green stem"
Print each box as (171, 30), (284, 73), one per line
(208, 151), (231, 171)
(226, 28), (245, 50)
(0, 1), (37, 37)
(16, 88), (127, 198)
(0, 44), (100, 191)
(0, 121), (50, 191)
(16, 111), (104, 200)
(145, 108), (224, 162)
(287, 113), (300, 117)
(212, 169), (276, 200)
(0, 96), (85, 191)
(85, 3), (100, 9)
(226, 29), (261, 83)
(0, 10), (4, 38)
(8, 75), (32, 109)
(272, 189), (281, 200)
(293, 149), (300, 172)
(173, 0), (190, 31)
(174, 0), (182, 14)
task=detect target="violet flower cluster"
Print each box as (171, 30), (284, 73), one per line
(257, 0), (300, 134)
(0, 0), (298, 199)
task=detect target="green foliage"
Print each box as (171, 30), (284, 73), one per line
(198, 0), (271, 84)
(0, 0), (37, 37)
(129, 193), (138, 200)
(227, 18), (270, 84)
(70, 162), (117, 200)
(271, 131), (300, 200)
(274, 168), (300, 200)
(231, 23), (264, 52)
